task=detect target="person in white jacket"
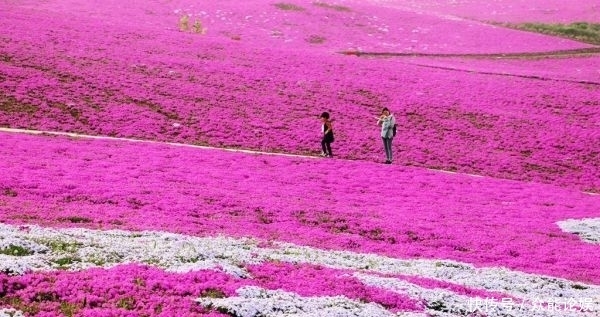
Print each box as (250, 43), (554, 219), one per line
(377, 107), (396, 164)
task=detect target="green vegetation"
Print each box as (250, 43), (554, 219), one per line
(60, 302), (79, 317)
(117, 297), (137, 310)
(313, 2), (352, 12)
(58, 216), (93, 223)
(513, 22), (600, 44)
(0, 245), (33, 256)
(133, 276), (146, 287)
(175, 255), (202, 263)
(273, 3), (305, 11)
(52, 256), (81, 267)
(200, 288), (226, 298)
(142, 257), (161, 265)
(33, 291), (60, 302)
(89, 257), (107, 266)
(40, 239), (83, 253)
(0, 298), (41, 315)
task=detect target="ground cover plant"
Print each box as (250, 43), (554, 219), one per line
(381, 0), (600, 24)
(403, 55), (600, 84)
(1, 132), (600, 316)
(1, 0), (600, 316)
(1, 0), (599, 191)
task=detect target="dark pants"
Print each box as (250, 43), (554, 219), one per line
(321, 139), (333, 156)
(382, 137), (393, 161)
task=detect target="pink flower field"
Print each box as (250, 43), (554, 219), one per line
(2, 0), (599, 191)
(372, 0), (600, 24)
(1, 0), (600, 316)
(404, 55), (600, 84)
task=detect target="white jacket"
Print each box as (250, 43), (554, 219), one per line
(378, 114), (395, 138)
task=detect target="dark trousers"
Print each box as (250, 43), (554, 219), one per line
(382, 137), (393, 161)
(321, 139), (333, 156)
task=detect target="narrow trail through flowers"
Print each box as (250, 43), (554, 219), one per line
(1, 127), (598, 197)
(0, 127), (317, 159)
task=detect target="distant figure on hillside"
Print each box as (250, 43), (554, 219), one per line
(319, 112), (334, 158)
(377, 107), (396, 164)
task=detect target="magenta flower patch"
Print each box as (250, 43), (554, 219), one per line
(1, 0), (599, 315)
(1, 0), (599, 190)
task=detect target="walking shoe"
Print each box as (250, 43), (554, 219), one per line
(385, 160), (391, 164)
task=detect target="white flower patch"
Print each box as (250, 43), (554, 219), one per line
(557, 218), (600, 243)
(0, 254), (47, 276)
(0, 308), (24, 317)
(0, 237), (50, 255)
(355, 272), (477, 316)
(197, 286), (416, 317)
(1, 223), (600, 315)
(0, 224), (259, 277)
(354, 273), (598, 317)
(267, 243), (600, 307)
(0, 236), (51, 275)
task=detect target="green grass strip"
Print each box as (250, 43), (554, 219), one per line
(512, 22), (600, 45)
